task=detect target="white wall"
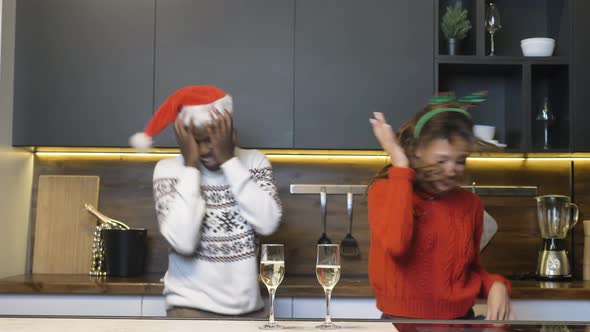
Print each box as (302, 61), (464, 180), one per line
(0, 0), (34, 278)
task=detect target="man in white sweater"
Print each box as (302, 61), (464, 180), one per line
(130, 86), (282, 317)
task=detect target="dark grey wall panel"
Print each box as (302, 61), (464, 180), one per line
(154, 0), (294, 148)
(573, 0), (590, 151)
(13, 0), (155, 147)
(294, 0), (434, 149)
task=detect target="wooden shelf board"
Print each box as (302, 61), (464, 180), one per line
(436, 55), (569, 65)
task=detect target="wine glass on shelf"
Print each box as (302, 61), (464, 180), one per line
(316, 244), (341, 329)
(485, 2), (502, 56)
(259, 244), (285, 330)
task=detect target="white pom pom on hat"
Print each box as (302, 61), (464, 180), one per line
(129, 132), (153, 152)
(129, 85), (233, 151)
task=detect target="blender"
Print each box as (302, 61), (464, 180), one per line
(535, 195), (579, 280)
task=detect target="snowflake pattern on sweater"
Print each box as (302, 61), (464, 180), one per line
(250, 167), (282, 208)
(153, 163), (279, 263)
(153, 178), (178, 219)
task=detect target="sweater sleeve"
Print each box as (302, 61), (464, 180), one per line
(153, 161), (206, 255)
(367, 166), (417, 258)
(472, 198), (512, 298)
(220, 155), (282, 236)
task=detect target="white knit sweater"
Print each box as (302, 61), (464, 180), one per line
(152, 148), (282, 315)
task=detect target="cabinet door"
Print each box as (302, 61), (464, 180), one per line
(294, 0), (434, 149)
(573, 0), (590, 151)
(12, 0), (155, 147)
(154, 0), (294, 148)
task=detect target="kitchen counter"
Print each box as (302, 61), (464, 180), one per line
(0, 274), (590, 299)
(0, 317), (590, 332)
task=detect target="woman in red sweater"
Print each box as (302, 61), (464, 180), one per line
(367, 97), (513, 320)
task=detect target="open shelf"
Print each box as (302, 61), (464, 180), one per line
(437, 0), (477, 56)
(437, 63), (524, 151)
(483, 0), (570, 57)
(530, 64), (569, 151)
(436, 0), (570, 58)
(436, 55), (569, 65)
(435, 0), (573, 152)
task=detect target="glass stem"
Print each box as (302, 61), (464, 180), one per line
(268, 287), (276, 325)
(544, 122), (550, 150)
(324, 288), (332, 324)
(490, 32), (495, 56)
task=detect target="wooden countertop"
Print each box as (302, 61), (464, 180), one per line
(0, 274), (589, 299)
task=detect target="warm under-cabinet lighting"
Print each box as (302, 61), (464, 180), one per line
(31, 147), (590, 162)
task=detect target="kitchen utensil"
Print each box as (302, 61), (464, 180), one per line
(32, 175), (100, 274)
(317, 188), (332, 244)
(340, 192), (360, 258)
(521, 37), (555, 56)
(535, 195), (579, 280)
(536, 195), (579, 240)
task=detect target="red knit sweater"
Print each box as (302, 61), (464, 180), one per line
(368, 167), (511, 319)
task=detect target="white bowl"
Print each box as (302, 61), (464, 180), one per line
(521, 38), (555, 57)
(473, 125), (495, 141)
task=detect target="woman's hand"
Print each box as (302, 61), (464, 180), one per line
(173, 117), (200, 168)
(369, 112), (409, 167)
(486, 281), (515, 320)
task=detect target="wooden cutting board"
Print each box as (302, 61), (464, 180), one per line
(32, 175), (100, 274)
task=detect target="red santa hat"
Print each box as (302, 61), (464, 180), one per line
(129, 85), (233, 151)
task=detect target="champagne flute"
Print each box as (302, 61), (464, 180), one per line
(485, 2), (502, 56)
(316, 244), (341, 329)
(259, 244), (285, 330)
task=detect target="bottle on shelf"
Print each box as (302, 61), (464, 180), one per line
(535, 97), (555, 150)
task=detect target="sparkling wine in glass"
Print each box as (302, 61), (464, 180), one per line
(316, 244), (341, 329)
(259, 244), (285, 330)
(485, 2), (502, 56)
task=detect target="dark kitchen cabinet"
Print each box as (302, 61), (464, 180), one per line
(293, 0), (434, 149)
(573, 0), (590, 151)
(153, 0), (295, 148)
(14, 0), (587, 151)
(12, 0), (155, 147)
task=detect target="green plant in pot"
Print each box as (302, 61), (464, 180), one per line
(441, 2), (472, 55)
